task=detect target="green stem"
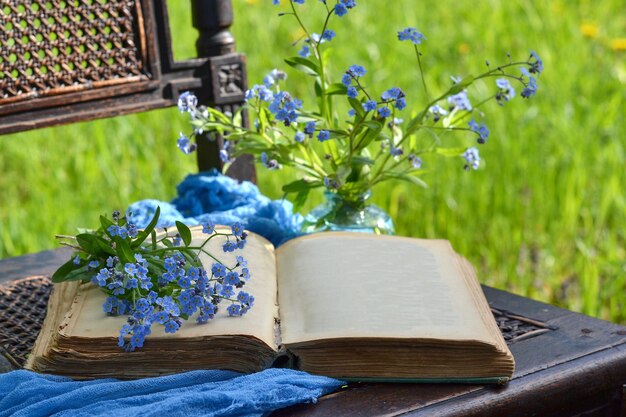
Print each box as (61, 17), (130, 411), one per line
(414, 45), (430, 101)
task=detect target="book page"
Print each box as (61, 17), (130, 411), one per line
(276, 233), (494, 345)
(63, 227), (279, 350)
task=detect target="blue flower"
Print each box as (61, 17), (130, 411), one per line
(520, 69), (538, 98)
(256, 85), (274, 102)
(463, 147), (481, 170)
(177, 133), (197, 155)
(378, 106), (391, 118)
(236, 256), (248, 267)
(447, 90), (472, 111)
(335, 3), (348, 16)
(124, 262), (137, 276)
(225, 271), (241, 286)
(347, 86), (358, 99)
(322, 29), (336, 42)
(408, 154), (423, 169)
(106, 256), (117, 268)
(227, 304), (242, 316)
(348, 65), (367, 77)
(317, 130), (330, 142)
(272, 0), (280, 4)
(495, 78), (516, 106)
(295, 131), (306, 143)
(177, 91), (198, 113)
(241, 267), (251, 280)
(261, 152), (282, 170)
(172, 235), (182, 247)
(395, 98), (407, 111)
(93, 268), (110, 287)
(223, 241), (237, 252)
(212, 263), (227, 277)
(164, 320), (180, 334)
(231, 221), (244, 237)
(178, 276), (192, 289)
(88, 260), (99, 269)
(153, 311), (169, 325)
(244, 88), (256, 101)
(164, 257), (176, 271)
(341, 73), (352, 87)
(398, 27), (426, 45)
(390, 146), (403, 156)
(202, 220), (216, 234)
(468, 119), (490, 144)
(298, 45), (311, 58)
(381, 87), (404, 101)
(304, 121), (316, 137)
(529, 51), (543, 74)
(237, 291), (251, 304)
(429, 104), (448, 122)
(220, 284), (235, 298)
(72, 256), (80, 265)
(362, 100), (377, 112)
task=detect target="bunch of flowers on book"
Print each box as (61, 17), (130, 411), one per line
(175, 0), (543, 234)
(53, 207), (254, 351)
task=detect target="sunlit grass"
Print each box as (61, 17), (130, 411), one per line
(0, 0), (625, 322)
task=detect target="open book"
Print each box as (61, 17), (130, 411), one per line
(27, 229), (514, 382)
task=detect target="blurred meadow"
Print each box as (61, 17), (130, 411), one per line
(1, 0), (625, 321)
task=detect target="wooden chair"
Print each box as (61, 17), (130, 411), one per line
(2, 1), (626, 416)
(0, 0), (254, 181)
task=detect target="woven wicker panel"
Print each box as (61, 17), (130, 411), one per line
(0, 0), (148, 104)
(0, 276), (52, 367)
(0, 275), (554, 369)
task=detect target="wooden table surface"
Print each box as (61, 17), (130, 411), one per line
(2, 249), (626, 417)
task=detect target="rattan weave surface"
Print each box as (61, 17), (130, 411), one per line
(0, 275), (551, 369)
(0, 0), (148, 104)
(0, 275), (51, 367)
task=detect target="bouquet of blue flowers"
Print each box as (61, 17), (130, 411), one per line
(53, 208), (253, 351)
(176, 0), (542, 213)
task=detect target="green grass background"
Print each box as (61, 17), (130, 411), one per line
(1, 1), (625, 321)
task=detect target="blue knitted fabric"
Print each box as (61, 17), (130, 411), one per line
(0, 369), (343, 417)
(128, 170), (303, 247)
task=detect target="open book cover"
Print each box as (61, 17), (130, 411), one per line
(26, 229), (515, 383)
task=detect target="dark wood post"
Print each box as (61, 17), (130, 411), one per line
(191, 0), (256, 182)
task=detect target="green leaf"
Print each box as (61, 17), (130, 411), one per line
(351, 156), (376, 166)
(114, 236), (135, 264)
(292, 189), (310, 213)
(175, 221), (193, 247)
(444, 75), (475, 96)
(336, 165), (352, 184)
(151, 230), (157, 250)
(52, 258), (81, 283)
(382, 171), (428, 188)
(132, 207), (161, 248)
(284, 57), (321, 76)
(405, 109), (428, 136)
(282, 179), (320, 193)
(62, 264), (95, 282)
(348, 97), (365, 118)
(325, 83), (348, 96)
(100, 215), (114, 235)
(363, 121), (383, 130)
(75, 233), (99, 254)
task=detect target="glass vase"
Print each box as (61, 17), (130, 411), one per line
(302, 190), (395, 235)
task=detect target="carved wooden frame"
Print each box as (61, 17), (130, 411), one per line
(0, 0), (253, 180)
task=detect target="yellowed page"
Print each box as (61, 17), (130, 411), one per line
(276, 232), (493, 345)
(62, 227), (279, 350)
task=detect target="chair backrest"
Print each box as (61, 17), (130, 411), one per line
(0, 0), (255, 181)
